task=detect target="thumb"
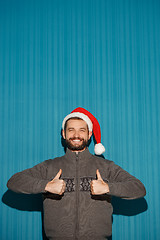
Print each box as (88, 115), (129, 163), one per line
(96, 169), (103, 181)
(54, 169), (62, 180)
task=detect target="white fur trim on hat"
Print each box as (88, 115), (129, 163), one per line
(94, 143), (105, 155)
(62, 112), (93, 131)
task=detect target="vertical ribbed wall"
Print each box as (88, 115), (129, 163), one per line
(0, 0), (160, 239)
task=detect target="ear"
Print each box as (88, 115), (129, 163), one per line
(89, 131), (92, 139)
(62, 130), (66, 139)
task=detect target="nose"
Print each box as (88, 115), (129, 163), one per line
(73, 131), (80, 138)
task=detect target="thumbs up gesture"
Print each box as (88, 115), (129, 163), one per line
(90, 169), (109, 195)
(45, 169), (66, 195)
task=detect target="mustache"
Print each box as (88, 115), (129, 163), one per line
(69, 137), (84, 141)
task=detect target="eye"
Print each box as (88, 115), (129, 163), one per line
(80, 129), (86, 132)
(68, 129), (73, 132)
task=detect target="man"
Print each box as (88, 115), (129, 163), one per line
(7, 107), (146, 240)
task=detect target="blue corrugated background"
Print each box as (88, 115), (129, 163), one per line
(0, 0), (160, 239)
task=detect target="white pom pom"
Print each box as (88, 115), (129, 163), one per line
(94, 143), (105, 155)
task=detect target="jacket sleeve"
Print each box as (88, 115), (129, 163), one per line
(7, 161), (50, 194)
(106, 162), (146, 199)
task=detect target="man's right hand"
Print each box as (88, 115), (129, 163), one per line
(45, 169), (66, 195)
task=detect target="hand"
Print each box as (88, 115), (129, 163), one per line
(45, 169), (66, 195)
(90, 169), (109, 195)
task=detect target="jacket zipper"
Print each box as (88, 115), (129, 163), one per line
(75, 153), (79, 239)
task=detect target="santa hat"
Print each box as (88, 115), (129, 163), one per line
(62, 107), (105, 155)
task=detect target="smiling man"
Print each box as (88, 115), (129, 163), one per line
(63, 117), (92, 152)
(7, 107), (146, 240)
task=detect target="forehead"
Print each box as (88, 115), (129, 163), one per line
(66, 118), (88, 128)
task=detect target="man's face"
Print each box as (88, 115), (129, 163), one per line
(62, 119), (92, 152)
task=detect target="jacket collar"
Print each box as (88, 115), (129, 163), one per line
(65, 147), (92, 160)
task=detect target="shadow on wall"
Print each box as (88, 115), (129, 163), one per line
(112, 196), (148, 216)
(2, 190), (43, 211)
(2, 190), (48, 240)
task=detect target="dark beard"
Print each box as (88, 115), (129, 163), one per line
(65, 138), (89, 151)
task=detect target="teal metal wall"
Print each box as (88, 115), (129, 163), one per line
(0, 0), (160, 239)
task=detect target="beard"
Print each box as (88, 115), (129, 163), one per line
(65, 137), (89, 151)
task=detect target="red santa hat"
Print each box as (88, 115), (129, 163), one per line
(62, 107), (105, 155)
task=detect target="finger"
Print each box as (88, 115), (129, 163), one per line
(60, 182), (66, 195)
(90, 180), (96, 188)
(90, 181), (94, 191)
(96, 169), (103, 181)
(62, 181), (66, 191)
(62, 184), (66, 193)
(54, 169), (62, 180)
(91, 186), (94, 195)
(90, 182), (94, 194)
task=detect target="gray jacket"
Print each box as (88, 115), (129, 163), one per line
(7, 148), (146, 239)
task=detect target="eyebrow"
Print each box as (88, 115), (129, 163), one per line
(67, 127), (87, 130)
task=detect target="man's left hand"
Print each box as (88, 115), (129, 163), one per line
(90, 169), (109, 195)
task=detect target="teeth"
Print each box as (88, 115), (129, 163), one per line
(73, 139), (80, 142)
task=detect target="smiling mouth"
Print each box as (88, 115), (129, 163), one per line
(72, 139), (81, 142)
(70, 138), (83, 144)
